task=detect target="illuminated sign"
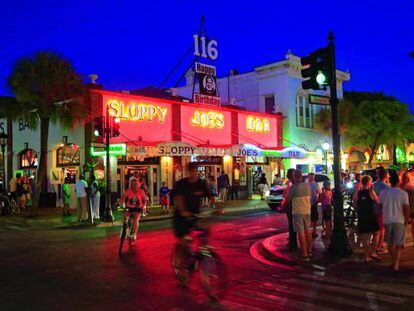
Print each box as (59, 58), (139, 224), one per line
(190, 110), (224, 129)
(246, 116), (270, 133)
(90, 144), (127, 156)
(107, 99), (168, 122)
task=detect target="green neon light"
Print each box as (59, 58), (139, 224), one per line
(90, 144), (126, 157)
(262, 150), (281, 157)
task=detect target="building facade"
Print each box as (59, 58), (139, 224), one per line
(176, 51), (351, 174)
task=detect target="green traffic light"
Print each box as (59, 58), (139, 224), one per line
(94, 130), (100, 136)
(316, 71), (327, 84)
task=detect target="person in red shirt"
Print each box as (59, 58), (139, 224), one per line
(117, 179), (147, 241)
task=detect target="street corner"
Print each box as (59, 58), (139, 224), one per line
(250, 229), (344, 271)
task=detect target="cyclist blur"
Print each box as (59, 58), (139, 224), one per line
(173, 163), (220, 248)
(117, 178), (147, 241)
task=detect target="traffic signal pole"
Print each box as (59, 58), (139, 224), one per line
(327, 31), (352, 256)
(102, 106), (114, 222)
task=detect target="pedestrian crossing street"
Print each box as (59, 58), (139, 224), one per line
(217, 271), (414, 311)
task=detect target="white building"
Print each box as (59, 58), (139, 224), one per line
(175, 51), (351, 174)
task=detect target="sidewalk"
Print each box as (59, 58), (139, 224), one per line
(0, 199), (269, 231)
(251, 226), (414, 270)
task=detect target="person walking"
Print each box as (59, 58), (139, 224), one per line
(373, 167), (390, 252)
(139, 176), (149, 216)
(287, 169), (312, 259)
(283, 168), (297, 251)
(90, 175), (100, 220)
(399, 172), (414, 251)
(379, 173), (410, 272)
(159, 181), (170, 214)
(217, 171), (229, 203)
(75, 175), (88, 222)
(353, 175), (380, 263)
(308, 173), (321, 238)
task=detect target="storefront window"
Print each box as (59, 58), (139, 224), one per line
(18, 148), (38, 169)
(56, 144), (80, 167)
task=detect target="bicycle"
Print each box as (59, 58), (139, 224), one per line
(171, 214), (227, 300)
(0, 192), (19, 216)
(118, 207), (138, 255)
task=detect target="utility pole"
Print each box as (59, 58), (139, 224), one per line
(327, 31), (352, 256)
(102, 106), (114, 222)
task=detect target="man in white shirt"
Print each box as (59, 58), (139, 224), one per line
(75, 175), (88, 222)
(378, 173), (410, 272)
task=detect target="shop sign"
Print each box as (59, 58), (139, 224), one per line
(280, 147), (307, 159)
(90, 143), (126, 157)
(190, 110), (224, 129)
(246, 116), (270, 133)
(193, 94), (221, 106)
(107, 99), (168, 123)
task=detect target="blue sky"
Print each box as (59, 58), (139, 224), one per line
(1, 1), (413, 109)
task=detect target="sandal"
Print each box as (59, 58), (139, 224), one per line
(364, 258), (373, 263)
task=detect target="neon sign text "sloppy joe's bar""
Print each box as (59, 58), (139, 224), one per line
(107, 99), (168, 122)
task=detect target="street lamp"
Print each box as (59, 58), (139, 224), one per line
(0, 131), (8, 192)
(322, 142), (330, 174)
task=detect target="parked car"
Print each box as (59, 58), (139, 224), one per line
(266, 185), (286, 212)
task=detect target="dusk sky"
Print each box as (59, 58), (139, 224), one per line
(1, 1), (413, 109)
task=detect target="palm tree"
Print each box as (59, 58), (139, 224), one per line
(4, 51), (87, 215)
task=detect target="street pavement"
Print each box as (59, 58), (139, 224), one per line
(1, 205), (414, 310)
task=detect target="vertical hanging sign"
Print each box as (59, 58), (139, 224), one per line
(192, 32), (221, 106)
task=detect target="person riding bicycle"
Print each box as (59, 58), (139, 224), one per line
(173, 163), (220, 249)
(117, 178), (147, 241)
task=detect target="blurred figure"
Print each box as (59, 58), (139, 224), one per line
(308, 173), (321, 238)
(217, 171), (229, 203)
(139, 176), (149, 216)
(75, 175), (88, 222)
(354, 175), (380, 263)
(399, 172), (414, 250)
(287, 169), (312, 259)
(272, 174), (283, 186)
(282, 168), (297, 251)
(90, 175), (100, 220)
(380, 173), (410, 272)
(373, 167), (389, 252)
(208, 176), (217, 208)
(258, 173), (269, 200)
(320, 181), (333, 239)
(62, 176), (72, 217)
(159, 181), (170, 214)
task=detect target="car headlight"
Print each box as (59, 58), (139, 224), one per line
(265, 191), (270, 196)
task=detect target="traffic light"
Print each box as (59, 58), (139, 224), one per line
(300, 47), (332, 90)
(111, 117), (120, 137)
(93, 116), (104, 137)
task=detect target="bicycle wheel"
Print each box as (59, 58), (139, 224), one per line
(171, 244), (190, 286)
(199, 251), (227, 300)
(118, 222), (127, 255)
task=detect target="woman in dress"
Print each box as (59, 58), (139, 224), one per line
(399, 172), (414, 247)
(353, 175), (380, 263)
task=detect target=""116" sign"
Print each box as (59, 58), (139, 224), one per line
(193, 34), (218, 60)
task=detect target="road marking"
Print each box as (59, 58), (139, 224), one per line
(234, 289), (337, 311)
(298, 273), (414, 298)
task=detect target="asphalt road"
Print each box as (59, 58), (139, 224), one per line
(1, 209), (414, 311)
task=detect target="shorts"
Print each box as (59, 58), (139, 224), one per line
(293, 214), (310, 233)
(126, 207), (143, 214)
(173, 216), (198, 238)
(310, 204), (318, 222)
(384, 223), (406, 246)
(160, 196), (169, 205)
(322, 205), (332, 222)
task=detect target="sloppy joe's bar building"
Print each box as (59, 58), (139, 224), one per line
(90, 90), (284, 201)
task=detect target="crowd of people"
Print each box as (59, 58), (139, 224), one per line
(282, 166), (414, 272)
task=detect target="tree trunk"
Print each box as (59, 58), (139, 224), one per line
(392, 143), (397, 167)
(31, 117), (49, 216)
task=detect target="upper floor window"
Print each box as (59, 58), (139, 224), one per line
(264, 95), (275, 114)
(296, 94), (314, 128)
